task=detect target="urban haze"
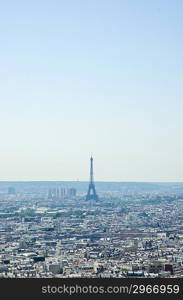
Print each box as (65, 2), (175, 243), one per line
(0, 1), (183, 279)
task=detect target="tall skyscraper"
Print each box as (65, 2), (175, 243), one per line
(48, 188), (57, 200)
(68, 188), (77, 198)
(86, 156), (99, 201)
(8, 187), (16, 195)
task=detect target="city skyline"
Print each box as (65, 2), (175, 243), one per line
(0, 1), (183, 181)
(1, 180), (183, 279)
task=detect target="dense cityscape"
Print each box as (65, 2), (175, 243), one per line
(0, 178), (183, 278)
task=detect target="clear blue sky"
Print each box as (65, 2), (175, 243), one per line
(0, 0), (183, 181)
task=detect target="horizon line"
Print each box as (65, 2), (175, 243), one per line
(0, 180), (183, 184)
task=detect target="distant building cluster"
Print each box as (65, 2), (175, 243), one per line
(8, 187), (16, 195)
(48, 187), (77, 200)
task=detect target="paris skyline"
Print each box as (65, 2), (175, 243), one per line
(0, 1), (183, 182)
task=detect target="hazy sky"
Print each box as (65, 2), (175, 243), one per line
(0, 0), (183, 181)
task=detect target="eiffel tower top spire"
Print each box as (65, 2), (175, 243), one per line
(90, 156), (94, 183)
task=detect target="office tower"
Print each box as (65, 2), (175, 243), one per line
(68, 188), (77, 198)
(48, 188), (53, 199)
(48, 188), (57, 200)
(60, 188), (66, 199)
(86, 156), (99, 201)
(56, 187), (60, 199)
(8, 187), (16, 195)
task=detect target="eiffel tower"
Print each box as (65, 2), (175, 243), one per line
(86, 156), (99, 201)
